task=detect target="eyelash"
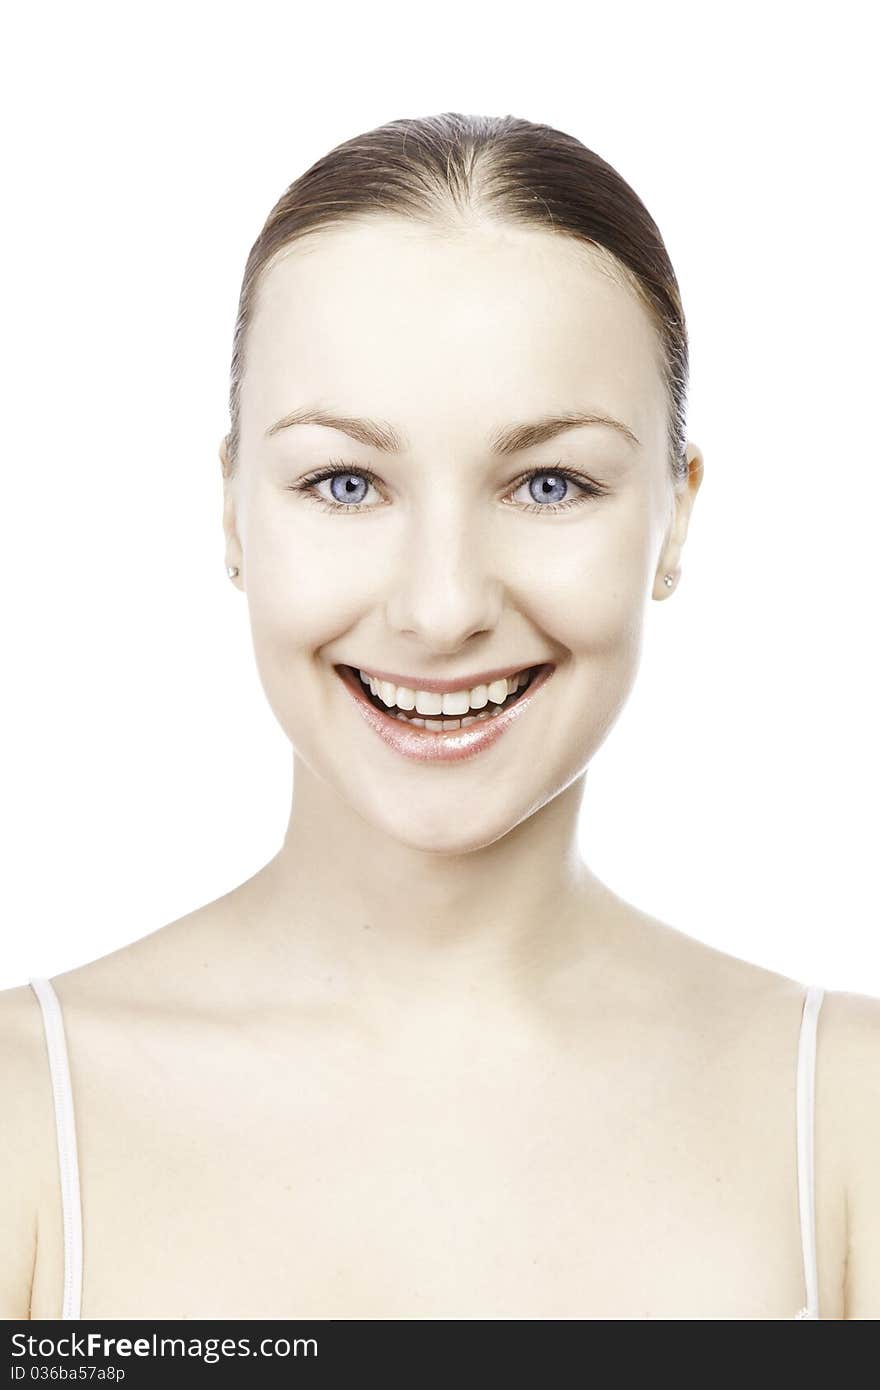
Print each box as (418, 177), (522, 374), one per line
(288, 458), (610, 514)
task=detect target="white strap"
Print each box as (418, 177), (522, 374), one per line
(795, 984), (824, 1319)
(28, 977), (83, 1320)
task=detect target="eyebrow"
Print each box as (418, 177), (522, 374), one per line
(264, 405), (641, 454)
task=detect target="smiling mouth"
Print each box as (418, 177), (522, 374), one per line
(337, 663), (545, 729)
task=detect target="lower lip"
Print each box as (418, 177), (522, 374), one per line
(334, 663), (556, 764)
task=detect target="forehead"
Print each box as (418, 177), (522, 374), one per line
(243, 218), (665, 451)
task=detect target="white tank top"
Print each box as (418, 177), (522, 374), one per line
(27, 976), (826, 1319)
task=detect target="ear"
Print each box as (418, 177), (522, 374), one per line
(653, 443), (704, 599)
(219, 435), (244, 589)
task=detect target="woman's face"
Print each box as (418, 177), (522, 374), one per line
(224, 217), (700, 853)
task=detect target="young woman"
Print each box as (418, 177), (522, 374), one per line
(3, 112), (877, 1320)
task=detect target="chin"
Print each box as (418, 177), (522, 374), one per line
(368, 799), (539, 857)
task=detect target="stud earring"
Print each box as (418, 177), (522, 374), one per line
(227, 565), (239, 578)
(663, 574), (675, 587)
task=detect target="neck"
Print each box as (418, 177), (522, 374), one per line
(235, 758), (619, 1032)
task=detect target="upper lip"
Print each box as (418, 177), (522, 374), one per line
(338, 662), (552, 694)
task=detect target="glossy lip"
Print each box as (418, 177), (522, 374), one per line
(347, 662), (543, 695)
(333, 662), (557, 764)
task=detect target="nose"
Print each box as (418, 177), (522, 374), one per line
(383, 503), (504, 653)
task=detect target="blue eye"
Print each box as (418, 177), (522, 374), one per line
(509, 470), (607, 512)
(289, 459), (609, 514)
(323, 470), (376, 506)
(289, 461), (382, 512)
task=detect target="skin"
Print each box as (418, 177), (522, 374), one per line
(1, 215), (866, 1319)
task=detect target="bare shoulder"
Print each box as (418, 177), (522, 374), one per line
(48, 887), (250, 1017)
(812, 986), (880, 1318)
(598, 892), (814, 1018)
(0, 983), (58, 1318)
(657, 934), (879, 1321)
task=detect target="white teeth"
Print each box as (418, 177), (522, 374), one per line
(441, 688), (471, 716)
(357, 666), (533, 716)
(386, 706), (503, 729)
(414, 690), (443, 716)
(487, 678), (509, 704)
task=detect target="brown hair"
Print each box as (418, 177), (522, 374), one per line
(223, 112), (689, 483)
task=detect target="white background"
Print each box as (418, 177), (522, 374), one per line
(2, 1), (876, 994)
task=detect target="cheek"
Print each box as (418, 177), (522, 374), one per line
(241, 521), (355, 759)
(244, 506), (367, 651)
(523, 505), (655, 658)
